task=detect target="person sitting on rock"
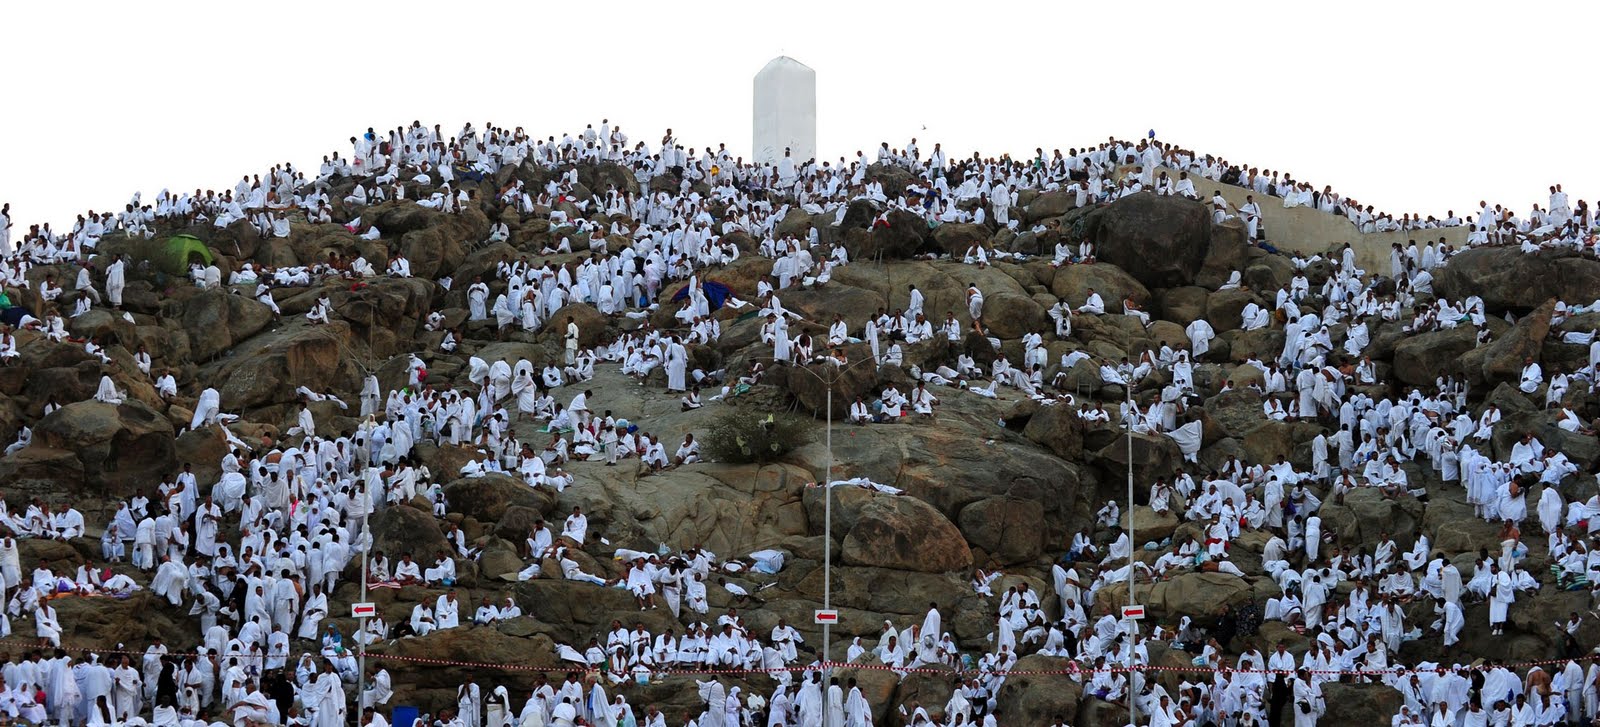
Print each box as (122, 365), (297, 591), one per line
(386, 253), (412, 278)
(422, 550), (455, 586)
(472, 597), (500, 626)
(1077, 288), (1106, 315)
(393, 552), (421, 585)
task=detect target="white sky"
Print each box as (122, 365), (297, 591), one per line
(5, 0), (1596, 235)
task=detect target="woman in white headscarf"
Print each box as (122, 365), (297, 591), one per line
(845, 637), (866, 663)
(610, 695), (637, 727)
(723, 686), (742, 726)
(360, 375), (382, 418)
(17, 682), (49, 724)
(94, 375), (125, 404)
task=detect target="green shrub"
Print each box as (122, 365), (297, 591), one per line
(701, 407), (813, 464)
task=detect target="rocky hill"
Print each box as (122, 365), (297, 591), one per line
(2, 150), (1598, 726)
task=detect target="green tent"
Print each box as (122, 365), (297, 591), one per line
(161, 234), (213, 273)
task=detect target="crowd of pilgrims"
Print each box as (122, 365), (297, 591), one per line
(0, 118), (1596, 727)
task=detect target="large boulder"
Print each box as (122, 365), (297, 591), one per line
(838, 199), (880, 231)
(1489, 409), (1600, 473)
(957, 496), (1045, 565)
(512, 579), (684, 643)
(1097, 571), (1252, 621)
(1457, 298), (1553, 387)
(1316, 487), (1426, 553)
(1132, 505), (1180, 543)
(1239, 420), (1317, 468)
(773, 207), (818, 241)
(542, 303), (610, 348)
(0, 447), (85, 505)
(1320, 683), (1406, 727)
(0, 395), (23, 447)
(67, 309), (137, 343)
(839, 494), (974, 573)
(852, 209), (930, 260)
(1088, 431), (1182, 490)
(994, 655), (1083, 724)
(25, 361), (102, 409)
(780, 286), (888, 335)
(1242, 257), (1295, 295)
(775, 347), (887, 417)
(1025, 189), (1077, 223)
(1423, 497), (1501, 556)
(1049, 359), (1102, 394)
(33, 400), (176, 496)
(1157, 286), (1210, 325)
(1021, 403), (1084, 461)
(476, 539), (524, 580)
(371, 504), (450, 560)
(864, 163), (917, 199)
(284, 224), (369, 271)
(787, 564), (973, 624)
(182, 289), (275, 361)
(332, 277), (435, 356)
(575, 161), (640, 197)
(1392, 325), (1479, 386)
(1503, 589), (1600, 663)
(210, 324), (362, 412)
(1202, 389), (1269, 439)
(797, 409), (1100, 558)
(571, 463), (812, 558)
(381, 203), (489, 280)
(1196, 220), (1252, 288)
(442, 474), (558, 522)
(980, 293), (1049, 340)
(1435, 247), (1600, 314)
(1050, 263), (1151, 309)
(1217, 328), (1285, 364)
(1082, 192), (1212, 288)
(929, 222), (991, 256)
(29, 591), (194, 651)
(1205, 289), (1264, 333)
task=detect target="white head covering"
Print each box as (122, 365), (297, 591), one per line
(94, 375), (122, 403)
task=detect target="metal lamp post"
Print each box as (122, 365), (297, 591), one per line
(1125, 382), (1138, 726)
(355, 480), (374, 720)
(757, 351), (878, 727)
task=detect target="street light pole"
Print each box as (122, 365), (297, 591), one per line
(756, 352), (875, 727)
(1125, 383), (1137, 726)
(356, 505), (370, 720)
(822, 373), (833, 726)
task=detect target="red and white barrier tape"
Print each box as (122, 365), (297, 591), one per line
(3, 637), (1592, 679)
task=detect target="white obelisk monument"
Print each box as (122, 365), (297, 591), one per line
(752, 56), (816, 166)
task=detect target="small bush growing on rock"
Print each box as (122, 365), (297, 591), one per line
(701, 407), (812, 464)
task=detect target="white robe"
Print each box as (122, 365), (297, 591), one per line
(307, 672), (346, 727)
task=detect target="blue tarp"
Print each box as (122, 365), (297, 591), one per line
(671, 280), (733, 311)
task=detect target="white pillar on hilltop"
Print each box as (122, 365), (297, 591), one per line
(752, 56), (817, 166)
